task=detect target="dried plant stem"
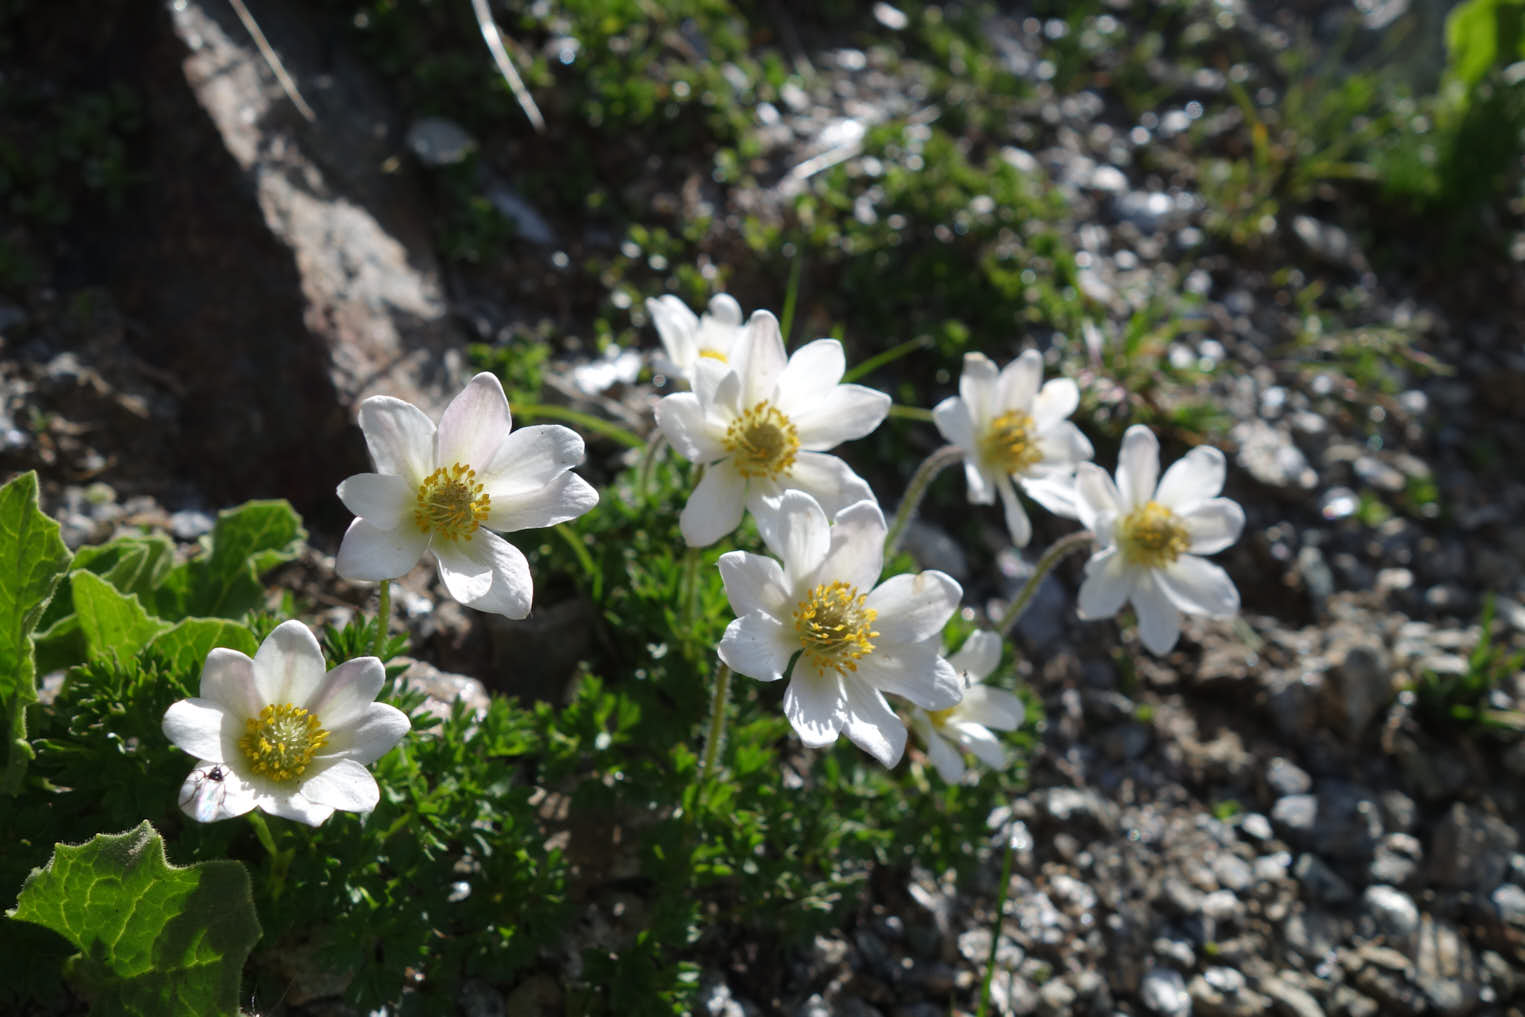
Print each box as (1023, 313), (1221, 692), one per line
(227, 0), (316, 122)
(469, 0), (546, 133)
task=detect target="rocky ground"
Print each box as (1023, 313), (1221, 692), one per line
(5, 0), (1525, 1015)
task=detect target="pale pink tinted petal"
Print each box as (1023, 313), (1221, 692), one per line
(1183, 499), (1244, 555)
(717, 551), (791, 619)
(958, 353), (999, 424)
(783, 452), (875, 519)
(655, 393), (726, 463)
(253, 620), (327, 708)
(1077, 549), (1134, 619)
(1030, 376), (1079, 429)
(790, 384), (891, 449)
(954, 722), (1008, 770)
(948, 630), (1002, 682)
(336, 472), (413, 529)
(1132, 573), (1183, 654)
(718, 613), (796, 683)
(775, 339), (846, 405)
(840, 676), (907, 767)
(996, 350), (1043, 411)
(438, 530), (533, 618)
(1018, 472), (1080, 519)
(784, 669), (846, 747)
(1115, 425), (1160, 508)
(299, 758), (381, 813)
(680, 461), (747, 547)
(305, 657), (384, 729)
(162, 699), (232, 762)
(1156, 445), (1226, 511)
(335, 518), (429, 582)
(755, 489), (830, 586)
(858, 646), (962, 711)
(258, 791), (334, 827)
(932, 396), (975, 454)
(1074, 462), (1124, 533)
(865, 571), (961, 645)
(1158, 555), (1240, 618)
(960, 686), (1026, 730)
(486, 472), (598, 533)
(482, 424), (586, 496)
(924, 724), (966, 782)
(321, 702), (410, 765)
(199, 648), (260, 718)
(437, 373), (511, 470)
(818, 499), (886, 593)
(733, 310), (788, 407)
(997, 477), (1033, 546)
(357, 396), (434, 485)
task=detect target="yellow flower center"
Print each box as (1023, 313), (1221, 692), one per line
(239, 703), (329, 782)
(698, 348), (729, 364)
(724, 401), (800, 479)
(414, 462), (490, 542)
(793, 581), (879, 676)
(1117, 500), (1190, 568)
(926, 705), (959, 728)
(978, 409), (1042, 476)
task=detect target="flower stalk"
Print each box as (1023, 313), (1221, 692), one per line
(883, 444), (964, 557)
(373, 579), (390, 658)
(696, 663), (733, 788)
(993, 530), (1093, 634)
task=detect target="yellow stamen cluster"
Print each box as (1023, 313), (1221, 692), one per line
(926, 705), (960, 729)
(1117, 500), (1191, 568)
(793, 581), (879, 676)
(698, 348), (729, 364)
(978, 409), (1042, 476)
(414, 462), (490, 542)
(239, 703), (329, 782)
(724, 401), (800, 479)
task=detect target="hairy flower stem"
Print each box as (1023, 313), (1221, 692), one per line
(636, 432), (668, 499)
(883, 444), (964, 557)
(246, 812), (294, 901)
(977, 822), (1020, 1017)
(372, 579), (391, 659)
(993, 530), (1094, 634)
(696, 663), (733, 789)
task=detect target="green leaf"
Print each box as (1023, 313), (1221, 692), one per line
(0, 471), (73, 794)
(70, 572), (171, 664)
(151, 501), (305, 620)
(7, 821), (261, 1017)
(32, 534), (176, 674)
(1447, 0), (1525, 90)
(144, 619), (259, 675)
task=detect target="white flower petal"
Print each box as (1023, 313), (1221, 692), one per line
(781, 452), (876, 520)
(258, 790), (334, 827)
(305, 657), (385, 730)
(718, 613), (796, 683)
(789, 384), (891, 449)
(357, 396), (435, 485)
(253, 620), (327, 708)
(655, 392), (726, 463)
(199, 648), (261, 719)
(959, 686), (1025, 731)
(953, 722), (1008, 771)
(963, 459), (997, 505)
(1077, 548), (1135, 620)
(707, 293), (743, 325)
(178, 763), (257, 823)
(997, 477), (1033, 547)
(299, 758), (381, 813)
(958, 352), (999, 425)
(1115, 425), (1161, 509)
(321, 702), (411, 765)
(335, 518), (429, 582)
(1036, 419), (1094, 466)
(336, 472), (414, 529)
(1132, 573), (1183, 654)
(437, 530), (533, 618)
(436, 373), (511, 470)
(858, 645), (962, 711)
(1158, 555), (1240, 618)
(486, 472), (599, 533)
(1030, 376), (1079, 430)
(1156, 445), (1226, 511)
(733, 310), (788, 407)
(718, 551), (792, 619)
(648, 295), (700, 371)
(784, 668), (846, 747)
(775, 339), (846, 407)
(482, 424), (585, 496)
(1182, 498), (1245, 555)
(817, 499), (887, 593)
(923, 722), (966, 782)
(162, 699), (233, 762)
(1018, 472), (1080, 519)
(695, 357), (742, 417)
(840, 676), (907, 767)
(996, 350), (1044, 411)
(865, 571), (961, 645)
(932, 396), (975, 455)
(948, 630), (1003, 683)
(1074, 462), (1124, 533)
(680, 461), (748, 547)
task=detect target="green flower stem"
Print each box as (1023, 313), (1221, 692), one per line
(636, 431), (668, 499)
(992, 530), (1094, 634)
(513, 402), (645, 450)
(888, 403), (935, 423)
(696, 662), (733, 788)
(977, 822), (1019, 1017)
(245, 812), (293, 901)
(372, 579), (390, 659)
(883, 444), (964, 558)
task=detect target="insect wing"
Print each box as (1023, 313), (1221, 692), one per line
(178, 765), (229, 823)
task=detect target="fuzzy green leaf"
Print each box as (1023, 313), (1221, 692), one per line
(32, 534), (176, 674)
(70, 571), (171, 664)
(151, 501), (305, 620)
(8, 821), (261, 1017)
(145, 619), (259, 675)
(0, 471), (73, 794)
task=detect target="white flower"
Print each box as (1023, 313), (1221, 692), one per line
(162, 620), (410, 826)
(1074, 425), (1245, 655)
(909, 630), (1026, 782)
(647, 292), (749, 385)
(335, 372), (599, 618)
(654, 310), (891, 547)
(932, 350), (1094, 546)
(717, 491), (964, 767)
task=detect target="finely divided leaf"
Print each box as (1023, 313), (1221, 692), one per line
(8, 821), (261, 1017)
(0, 471), (73, 794)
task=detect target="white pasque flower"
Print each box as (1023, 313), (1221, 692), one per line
(1074, 425), (1245, 654)
(654, 310), (891, 547)
(162, 620), (410, 825)
(646, 292), (748, 385)
(335, 372), (598, 618)
(932, 350), (1094, 546)
(909, 630), (1026, 782)
(717, 491), (964, 767)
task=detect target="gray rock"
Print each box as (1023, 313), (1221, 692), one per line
(1413, 915), (1482, 1015)
(1295, 853), (1353, 904)
(1427, 801), (1519, 892)
(1212, 853), (1255, 892)
(1274, 782), (1383, 861)
(1141, 967), (1192, 1017)
(1266, 757), (1313, 797)
(1326, 642), (1393, 739)
(1361, 885), (1419, 943)
(1367, 833), (1423, 888)
(1260, 974), (1326, 1017)
(1491, 883), (1525, 927)
(1270, 794), (1318, 842)
(1283, 909), (1343, 963)
(1233, 419), (1317, 490)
